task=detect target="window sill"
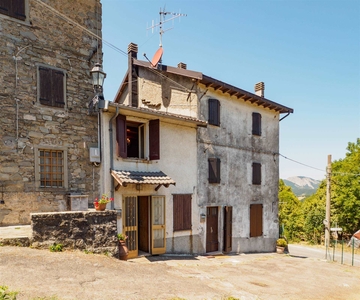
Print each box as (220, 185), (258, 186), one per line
(121, 158), (151, 164)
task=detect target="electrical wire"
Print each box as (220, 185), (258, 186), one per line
(278, 153), (325, 173)
(279, 153), (360, 177)
(34, 0), (127, 57)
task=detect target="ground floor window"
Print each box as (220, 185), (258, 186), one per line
(34, 147), (68, 189)
(173, 194), (192, 231)
(250, 203), (263, 237)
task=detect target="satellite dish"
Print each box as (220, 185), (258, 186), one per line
(151, 47), (163, 67)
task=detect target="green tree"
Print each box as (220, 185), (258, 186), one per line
(300, 181), (326, 244)
(331, 139), (360, 235)
(278, 179), (303, 241)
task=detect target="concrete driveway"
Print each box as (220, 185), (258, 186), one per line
(0, 246), (359, 300)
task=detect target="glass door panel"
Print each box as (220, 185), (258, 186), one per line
(151, 196), (166, 255)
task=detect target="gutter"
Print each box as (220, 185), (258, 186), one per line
(108, 106), (119, 209)
(279, 111), (291, 122)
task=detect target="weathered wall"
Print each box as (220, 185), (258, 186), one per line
(0, 0), (102, 225)
(197, 87), (280, 253)
(137, 68), (199, 118)
(101, 108), (202, 254)
(31, 210), (119, 257)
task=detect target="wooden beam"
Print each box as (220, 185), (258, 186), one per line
(155, 184), (162, 191)
(115, 184), (121, 191)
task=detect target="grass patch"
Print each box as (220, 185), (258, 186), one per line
(0, 285), (18, 300)
(49, 243), (63, 252)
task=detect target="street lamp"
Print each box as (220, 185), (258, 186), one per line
(89, 63), (107, 112)
(90, 63), (106, 92)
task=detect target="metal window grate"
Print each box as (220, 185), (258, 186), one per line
(39, 150), (64, 188)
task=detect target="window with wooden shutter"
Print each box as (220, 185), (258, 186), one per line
(0, 0), (26, 21)
(149, 119), (160, 160)
(116, 115), (127, 158)
(208, 158), (220, 183)
(252, 162), (261, 185)
(38, 66), (65, 108)
(252, 112), (262, 136)
(173, 194), (192, 231)
(208, 99), (220, 126)
(250, 204), (263, 237)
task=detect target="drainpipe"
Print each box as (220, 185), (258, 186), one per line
(108, 106), (119, 209)
(279, 111), (291, 122)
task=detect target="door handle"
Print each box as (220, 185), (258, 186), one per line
(211, 227), (213, 233)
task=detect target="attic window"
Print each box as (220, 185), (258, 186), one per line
(208, 99), (220, 126)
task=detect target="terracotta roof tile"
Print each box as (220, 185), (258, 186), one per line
(111, 170), (176, 186)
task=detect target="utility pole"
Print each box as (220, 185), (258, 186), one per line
(325, 154), (332, 259)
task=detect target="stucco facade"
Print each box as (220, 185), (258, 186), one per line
(0, 0), (102, 225)
(107, 43), (293, 256)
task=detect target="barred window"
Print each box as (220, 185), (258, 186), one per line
(39, 150), (64, 188)
(35, 147), (68, 189)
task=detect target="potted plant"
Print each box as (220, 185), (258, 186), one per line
(94, 194), (114, 211)
(117, 233), (129, 261)
(276, 238), (288, 254)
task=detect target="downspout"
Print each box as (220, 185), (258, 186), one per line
(109, 106), (119, 209)
(279, 111), (291, 122)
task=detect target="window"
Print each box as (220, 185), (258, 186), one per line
(34, 147), (68, 189)
(208, 98), (220, 126)
(116, 114), (160, 160)
(38, 66), (66, 108)
(252, 112), (261, 136)
(250, 204), (263, 237)
(252, 162), (261, 185)
(173, 194), (192, 231)
(0, 0), (26, 21)
(208, 158), (220, 183)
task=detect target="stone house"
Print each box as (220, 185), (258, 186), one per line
(0, 0), (103, 225)
(101, 43), (293, 257)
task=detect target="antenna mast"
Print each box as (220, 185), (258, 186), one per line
(147, 7), (187, 47)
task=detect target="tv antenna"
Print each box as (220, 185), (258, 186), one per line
(147, 6), (187, 48)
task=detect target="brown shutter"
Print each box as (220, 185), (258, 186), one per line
(39, 67), (52, 106)
(52, 70), (65, 108)
(208, 158), (220, 183)
(149, 119), (160, 160)
(252, 112), (262, 136)
(223, 206), (232, 253)
(250, 204), (263, 237)
(173, 194), (192, 231)
(116, 115), (127, 158)
(12, 0), (25, 20)
(0, 0), (10, 15)
(208, 99), (220, 126)
(252, 162), (261, 185)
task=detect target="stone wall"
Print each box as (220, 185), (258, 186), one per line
(0, 0), (102, 225)
(31, 210), (119, 258)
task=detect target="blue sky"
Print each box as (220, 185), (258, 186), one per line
(101, 0), (360, 181)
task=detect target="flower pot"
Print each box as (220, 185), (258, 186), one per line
(94, 202), (106, 211)
(276, 246), (285, 254)
(119, 240), (129, 261)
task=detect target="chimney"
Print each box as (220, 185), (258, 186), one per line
(254, 82), (265, 97)
(177, 62), (187, 70)
(127, 42), (138, 59)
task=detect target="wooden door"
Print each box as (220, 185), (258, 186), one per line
(123, 196), (138, 258)
(206, 206), (219, 252)
(151, 196), (166, 255)
(138, 196), (149, 252)
(223, 206), (232, 253)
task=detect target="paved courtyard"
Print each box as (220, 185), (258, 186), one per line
(0, 245), (359, 300)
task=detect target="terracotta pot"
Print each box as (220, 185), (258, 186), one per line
(119, 240), (129, 261)
(276, 246), (285, 254)
(94, 202), (106, 211)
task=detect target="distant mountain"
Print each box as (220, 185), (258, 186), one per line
(282, 176), (321, 197)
